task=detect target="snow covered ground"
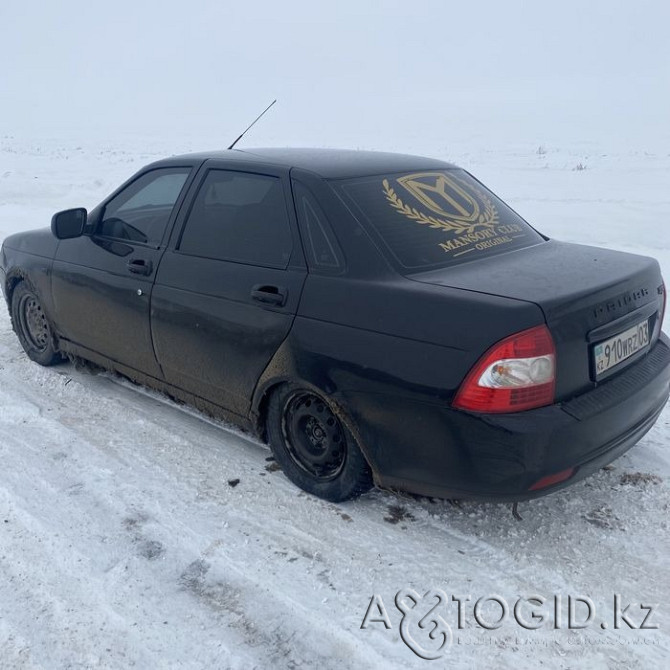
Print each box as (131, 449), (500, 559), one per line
(0, 134), (668, 669)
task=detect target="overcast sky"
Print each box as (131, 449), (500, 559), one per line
(1, 1), (668, 149)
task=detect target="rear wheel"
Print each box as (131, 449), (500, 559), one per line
(11, 282), (61, 366)
(266, 384), (373, 502)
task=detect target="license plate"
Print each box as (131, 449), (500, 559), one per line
(593, 320), (650, 377)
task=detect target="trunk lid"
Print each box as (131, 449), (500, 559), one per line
(410, 240), (664, 400)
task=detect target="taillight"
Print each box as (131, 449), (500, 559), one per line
(453, 325), (556, 413)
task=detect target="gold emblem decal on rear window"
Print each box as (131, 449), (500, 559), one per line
(382, 172), (526, 257)
(382, 172), (498, 234)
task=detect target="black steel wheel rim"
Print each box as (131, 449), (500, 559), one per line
(281, 392), (347, 481)
(19, 294), (51, 352)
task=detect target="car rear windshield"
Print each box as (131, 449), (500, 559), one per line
(332, 169), (544, 271)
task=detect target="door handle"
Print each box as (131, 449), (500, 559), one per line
(127, 258), (153, 276)
(251, 284), (287, 307)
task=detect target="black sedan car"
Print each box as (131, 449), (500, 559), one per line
(2, 148), (668, 502)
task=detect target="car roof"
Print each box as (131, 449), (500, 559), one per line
(164, 147), (457, 179)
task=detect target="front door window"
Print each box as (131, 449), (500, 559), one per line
(98, 168), (190, 246)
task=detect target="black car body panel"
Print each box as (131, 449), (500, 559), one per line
(151, 256), (307, 417)
(174, 147), (458, 179)
(2, 234), (56, 322)
(3, 228), (59, 259)
(52, 235), (168, 378)
(338, 334), (670, 500)
(2, 148), (668, 501)
(411, 240), (664, 400)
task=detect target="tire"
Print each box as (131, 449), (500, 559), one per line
(11, 282), (62, 366)
(266, 383), (373, 502)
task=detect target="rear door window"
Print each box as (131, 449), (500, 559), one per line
(333, 169), (544, 270)
(178, 170), (293, 268)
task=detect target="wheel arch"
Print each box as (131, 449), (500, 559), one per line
(250, 341), (380, 482)
(4, 268), (29, 309)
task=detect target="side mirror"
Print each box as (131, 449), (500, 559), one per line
(51, 208), (87, 240)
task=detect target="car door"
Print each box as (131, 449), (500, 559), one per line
(51, 165), (196, 378)
(151, 162), (307, 417)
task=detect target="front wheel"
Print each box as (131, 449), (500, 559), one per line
(11, 282), (62, 366)
(266, 384), (373, 502)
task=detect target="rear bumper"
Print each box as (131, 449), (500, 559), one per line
(342, 334), (670, 501)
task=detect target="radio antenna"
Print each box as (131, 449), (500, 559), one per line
(227, 99), (277, 150)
